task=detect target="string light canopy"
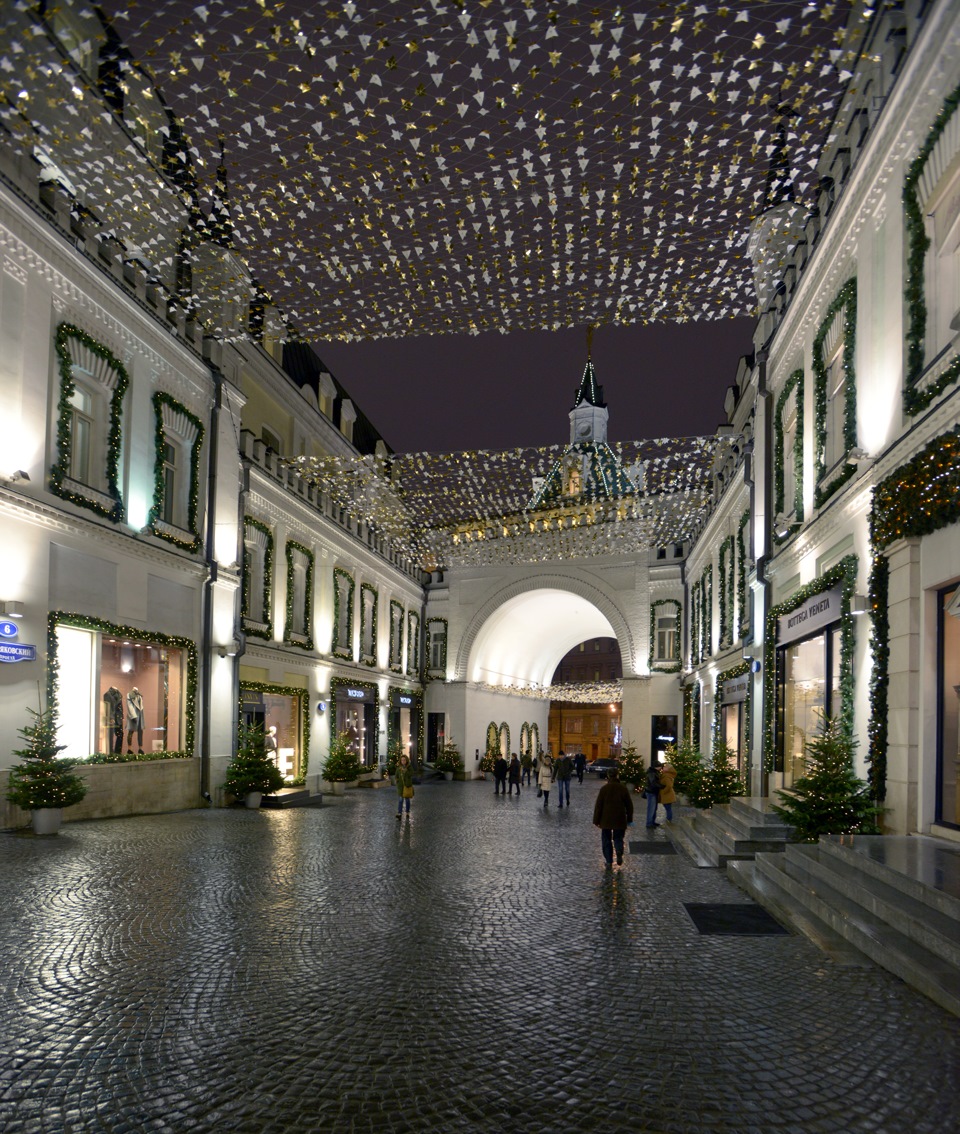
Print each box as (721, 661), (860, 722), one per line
(2, 1), (869, 340)
(285, 432), (733, 568)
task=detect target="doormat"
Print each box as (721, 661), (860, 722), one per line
(684, 903), (789, 936)
(628, 842), (677, 855)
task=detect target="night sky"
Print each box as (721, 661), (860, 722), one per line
(315, 315), (756, 454)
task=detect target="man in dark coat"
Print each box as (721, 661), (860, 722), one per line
(592, 766), (635, 867)
(554, 750), (574, 808)
(573, 752), (587, 783)
(493, 754), (509, 795)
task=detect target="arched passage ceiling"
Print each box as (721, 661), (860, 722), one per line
(12, 2), (870, 339)
(468, 588), (616, 689)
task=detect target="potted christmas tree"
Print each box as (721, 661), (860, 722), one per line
(5, 706), (87, 835)
(322, 731), (363, 795)
(223, 723), (285, 808)
(433, 740), (464, 780)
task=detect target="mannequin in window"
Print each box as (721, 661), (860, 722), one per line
(126, 687), (145, 754)
(103, 686), (123, 753)
(264, 725), (279, 766)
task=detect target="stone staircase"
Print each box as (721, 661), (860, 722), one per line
(728, 834), (960, 1018)
(668, 796), (795, 867)
(262, 788), (324, 809)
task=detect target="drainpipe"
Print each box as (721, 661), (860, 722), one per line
(200, 361), (223, 798)
(753, 346), (772, 797)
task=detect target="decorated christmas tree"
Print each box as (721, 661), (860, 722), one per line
(5, 707), (87, 811)
(772, 717), (882, 842)
(701, 740), (747, 807)
(322, 731), (364, 783)
(617, 741), (644, 787)
(664, 740), (704, 803)
(223, 723), (286, 798)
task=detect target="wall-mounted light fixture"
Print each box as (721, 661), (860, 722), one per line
(216, 638), (242, 658)
(773, 512), (791, 539)
(316, 701), (327, 714)
(847, 447), (871, 465)
(850, 594), (870, 616)
(8, 470), (30, 484)
(0, 600), (25, 618)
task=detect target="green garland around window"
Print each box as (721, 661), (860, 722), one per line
(762, 555), (858, 773)
(406, 610), (420, 677)
(519, 722), (531, 758)
(386, 687), (422, 762)
(389, 599), (404, 673)
(903, 81), (960, 411)
(718, 537), (734, 648)
(485, 720), (499, 756)
(425, 617), (448, 679)
(737, 510), (750, 638)
(691, 681), (701, 747)
(773, 369), (804, 541)
(332, 567), (355, 660)
(47, 611), (197, 756)
(867, 426), (960, 801)
(682, 684), (693, 743)
(499, 721), (511, 755)
(359, 582), (379, 666)
(690, 578), (701, 666)
(146, 391), (204, 552)
(713, 661), (751, 757)
(52, 324), (129, 523)
(238, 680), (310, 783)
(649, 598), (681, 673)
(701, 563), (713, 660)
(813, 279), (858, 508)
(242, 517), (274, 640)
(329, 677), (379, 758)
(283, 540), (315, 650)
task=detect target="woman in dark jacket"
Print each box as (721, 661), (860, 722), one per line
(592, 766), (634, 867)
(507, 753), (522, 796)
(395, 754), (414, 819)
(645, 762), (662, 828)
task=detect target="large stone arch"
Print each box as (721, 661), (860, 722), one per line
(454, 573), (637, 685)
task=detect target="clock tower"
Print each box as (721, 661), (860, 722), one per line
(568, 359), (609, 444)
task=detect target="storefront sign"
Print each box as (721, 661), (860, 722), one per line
(0, 621), (19, 638)
(390, 690), (416, 708)
(721, 675), (749, 703)
(778, 586), (843, 645)
(342, 686), (374, 703)
(0, 642), (36, 663)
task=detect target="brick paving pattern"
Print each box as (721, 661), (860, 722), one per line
(0, 777), (958, 1134)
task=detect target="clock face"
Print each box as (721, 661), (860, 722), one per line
(577, 422), (591, 436)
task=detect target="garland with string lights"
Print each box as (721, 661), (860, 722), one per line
(773, 369), (804, 541)
(47, 611), (197, 756)
(359, 582), (379, 666)
(649, 599), (682, 673)
(389, 599), (404, 673)
(145, 391), (204, 551)
(51, 324), (129, 523)
(241, 517), (274, 640)
(237, 680), (310, 783)
(903, 81), (960, 412)
(713, 661), (751, 757)
(691, 681), (701, 747)
(813, 278), (858, 508)
(690, 578), (701, 666)
(866, 426), (960, 800)
(331, 567), (355, 660)
(283, 540), (314, 650)
(425, 617), (448, 679)
(761, 555), (858, 773)
(737, 510), (750, 637)
(499, 722), (511, 756)
(701, 563), (713, 660)
(485, 721), (499, 757)
(329, 677), (379, 760)
(718, 537), (734, 648)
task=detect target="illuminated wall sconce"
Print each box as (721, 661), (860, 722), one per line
(847, 447), (871, 465)
(8, 470), (30, 484)
(850, 594), (870, 616)
(0, 600), (25, 618)
(773, 512), (791, 539)
(216, 638), (242, 658)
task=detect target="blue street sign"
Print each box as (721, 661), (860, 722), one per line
(0, 621), (18, 638)
(0, 642), (36, 663)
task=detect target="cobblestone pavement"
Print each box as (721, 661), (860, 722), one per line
(1, 778), (958, 1134)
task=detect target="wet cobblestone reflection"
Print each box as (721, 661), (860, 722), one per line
(0, 779), (958, 1133)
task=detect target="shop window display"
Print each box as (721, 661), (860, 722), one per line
(939, 586), (960, 828)
(99, 637), (185, 754)
(778, 629), (841, 788)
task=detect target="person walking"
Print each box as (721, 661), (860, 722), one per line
(395, 754), (414, 819)
(554, 750), (573, 808)
(573, 752), (587, 784)
(644, 761), (662, 828)
(592, 765), (634, 867)
(658, 761), (677, 822)
(537, 752), (554, 808)
(493, 753), (509, 795)
(508, 753), (522, 796)
(521, 752), (533, 786)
